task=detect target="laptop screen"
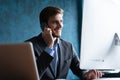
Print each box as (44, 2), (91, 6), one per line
(80, 0), (120, 70)
(0, 42), (39, 80)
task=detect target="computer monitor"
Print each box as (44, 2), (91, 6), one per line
(80, 0), (120, 71)
(0, 42), (39, 80)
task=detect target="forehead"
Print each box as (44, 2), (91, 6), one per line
(48, 14), (63, 21)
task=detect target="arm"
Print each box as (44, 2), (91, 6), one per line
(70, 46), (104, 80)
(70, 46), (84, 79)
(36, 27), (56, 78)
(36, 50), (53, 78)
(25, 28), (55, 79)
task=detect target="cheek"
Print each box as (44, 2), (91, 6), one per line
(49, 24), (57, 28)
(50, 27), (56, 33)
(50, 27), (56, 31)
(50, 25), (57, 30)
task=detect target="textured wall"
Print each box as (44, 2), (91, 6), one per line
(0, 0), (82, 79)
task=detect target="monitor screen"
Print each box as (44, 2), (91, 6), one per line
(80, 0), (120, 70)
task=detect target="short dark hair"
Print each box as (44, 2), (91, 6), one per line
(39, 6), (64, 31)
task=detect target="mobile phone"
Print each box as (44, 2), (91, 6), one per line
(41, 23), (56, 38)
(41, 22), (49, 29)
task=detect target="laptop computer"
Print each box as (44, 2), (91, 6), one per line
(0, 42), (39, 80)
(80, 0), (120, 74)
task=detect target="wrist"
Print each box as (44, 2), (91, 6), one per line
(47, 42), (54, 48)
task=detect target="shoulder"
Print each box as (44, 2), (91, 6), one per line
(25, 33), (43, 43)
(25, 33), (46, 48)
(59, 38), (73, 47)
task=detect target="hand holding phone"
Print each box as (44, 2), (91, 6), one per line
(42, 23), (56, 48)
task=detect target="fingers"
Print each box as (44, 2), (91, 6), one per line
(95, 70), (104, 78)
(96, 70), (104, 78)
(43, 27), (52, 38)
(84, 70), (94, 80)
(44, 27), (52, 34)
(42, 27), (56, 48)
(84, 69), (104, 80)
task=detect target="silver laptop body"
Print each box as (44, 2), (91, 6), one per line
(0, 42), (39, 80)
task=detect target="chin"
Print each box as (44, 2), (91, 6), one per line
(53, 34), (61, 38)
(53, 35), (61, 38)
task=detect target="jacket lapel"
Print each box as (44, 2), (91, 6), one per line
(49, 62), (56, 77)
(45, 39), (64, 78)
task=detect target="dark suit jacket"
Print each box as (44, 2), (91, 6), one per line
(26, 33), (84, 80)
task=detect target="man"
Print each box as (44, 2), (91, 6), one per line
(26, 6), (104, 80)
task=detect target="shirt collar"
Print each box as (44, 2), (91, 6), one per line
(54, 38), (60, 47)
(57, 38), (60, 44)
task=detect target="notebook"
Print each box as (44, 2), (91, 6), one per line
(0, 42), (39, 80)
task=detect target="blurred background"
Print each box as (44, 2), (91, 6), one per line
(0, 0), (83, 79)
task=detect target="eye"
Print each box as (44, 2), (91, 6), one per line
(51, 21), (56, 24)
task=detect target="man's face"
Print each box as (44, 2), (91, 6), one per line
(47, 13), (63, 38)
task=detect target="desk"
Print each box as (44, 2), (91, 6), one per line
(97, 78), (120, 80)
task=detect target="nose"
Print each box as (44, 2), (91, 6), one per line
(57, 21), (63, 28)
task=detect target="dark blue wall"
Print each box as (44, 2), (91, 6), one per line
(0, 0), (82, 79)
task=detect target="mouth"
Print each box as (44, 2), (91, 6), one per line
(52, 29), (62, 38)
(54, 28), (62, 32)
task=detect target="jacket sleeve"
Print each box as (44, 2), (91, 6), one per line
(70, 45), (85, 80)
(36, 50), (53, 78)
(25, 34), (54, 79)
(25, 40), (53, 79)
